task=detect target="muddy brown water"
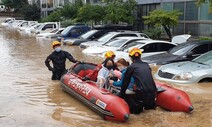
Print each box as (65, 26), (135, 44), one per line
(0, 23), (212, 127)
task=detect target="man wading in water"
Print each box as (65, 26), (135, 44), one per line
(45, 41), (79, 80)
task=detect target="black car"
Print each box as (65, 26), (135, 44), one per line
(142, 40), (212, 65)
(63, 29), (111, 45)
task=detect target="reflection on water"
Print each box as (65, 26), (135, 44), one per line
(0, 23), (212, 127)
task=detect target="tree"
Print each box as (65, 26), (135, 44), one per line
(2, 0), (28, 12)
(196, 0), (212, 13)
(77, 4), (105, 24)
(104, 0), (137, 24)
(21, 4), (41, 21)
(143, 9), (182, 41)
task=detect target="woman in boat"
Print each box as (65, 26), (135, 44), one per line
(109, 58), (135, 94)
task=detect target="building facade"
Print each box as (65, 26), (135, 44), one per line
(135, 0), (212, 36)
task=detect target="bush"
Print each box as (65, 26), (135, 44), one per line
(143, 27), (162, 39)
(199, 36), (212, 40)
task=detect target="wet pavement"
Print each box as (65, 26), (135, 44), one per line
(0, 19), (212, 127)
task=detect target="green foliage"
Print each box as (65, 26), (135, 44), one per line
(196, 0), (212, 13)
(143, 27), (162, 39)
(2, 0), (28, 12)
(21, 4), (41, 21)
(199, 36), (212, 40)
(41, 9), (62, 22)
(143, 9), (182, 41)
(77, 4), (105, 23)
(104, 0), (137, 24)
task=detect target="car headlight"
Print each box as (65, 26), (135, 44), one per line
(174, 72), (193, 80)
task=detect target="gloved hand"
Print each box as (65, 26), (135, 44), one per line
(77, 61), (85, 64)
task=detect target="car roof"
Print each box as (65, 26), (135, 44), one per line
(114, 36), (148, 40)
(180, 40), (212, 45)
(135, 39), (173, 44)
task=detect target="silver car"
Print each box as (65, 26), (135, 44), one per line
(154, 51), (212, 84)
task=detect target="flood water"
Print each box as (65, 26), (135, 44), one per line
(0, 19), (212, 127)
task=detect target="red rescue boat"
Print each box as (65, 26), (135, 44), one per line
(156, 82), (194, 113)
(60, 63), (130, 122)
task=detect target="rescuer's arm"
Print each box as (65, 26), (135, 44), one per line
(66, 51), (78, 63)
(45, 54), (54, 71)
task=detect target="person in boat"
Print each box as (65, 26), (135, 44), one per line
(45, 41), (78, 80)
(109, 58), (135, 94)
(119, 47), (157, 114)
(82, 51), (117, 81)
(97, 58), (116, 89)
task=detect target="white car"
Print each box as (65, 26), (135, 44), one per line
(113, 40), (177, 61)
(0, 18), (15, 27)
(79, 31), (150, 49)
(17, 21), (38, 31)
(36, 28), (64, 38)
(82, 37), (149, 56)
(30, 22), (60, 34)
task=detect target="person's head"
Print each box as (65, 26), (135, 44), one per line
(116, 58), (129, 71)
(128, 47), (142, 62)
(52, 41), (61, 52)
(103, 58), (115, 70)
(104, 51), (116, 60)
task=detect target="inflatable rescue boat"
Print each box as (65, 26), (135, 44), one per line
(60, 63), (130, 122)
(156, 82), (193, 113)
(60, 63), (193, 121)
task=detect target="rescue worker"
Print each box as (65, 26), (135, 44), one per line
(119, 47), (157, 114)
(45, 41), (78, 80)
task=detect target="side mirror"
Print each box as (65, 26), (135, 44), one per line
(186, 51), (194, 58)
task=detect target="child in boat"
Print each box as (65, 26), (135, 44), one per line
(109, 58), (135, 94)
(97, 58), (116, 89)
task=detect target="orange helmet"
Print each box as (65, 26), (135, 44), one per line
(52, 41), (61, 48)
(105, 51), (116, 58)
(129, 47), (142, 57)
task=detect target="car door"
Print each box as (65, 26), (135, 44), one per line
(140, 43), (161, 57)
(185, 43), (210, 61)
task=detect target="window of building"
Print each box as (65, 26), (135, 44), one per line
(185, 1), (198, 20)
(163, 2), (173, 11)
(173, 2), (184, 20)
(173, 23), (184, 35)
(199, 24), (212, 36)
(200, 3), (212, 20)
(185, 23), (199, 36)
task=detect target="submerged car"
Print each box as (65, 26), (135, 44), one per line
(142, 40), (212, 65)
(154, 51), (212, 84)
(79, 31), (149, 49)
(82, 37), (149, 56)
(63, 29), (111, 45)
(113, 40), (176, 61)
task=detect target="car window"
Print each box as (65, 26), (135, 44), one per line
(169, 44), (194, 56)
(142, 43), (159, 53)
(191, 44), (209, 55)
(92, 30), (107, 39)
(120, 42), (144, 51)
(80, 30), (97, 39)
(105, 39), (127, 47)
(114, 34), (138, 38)
(42, 24), (56, 30)
(192, 51), (212, 65)
(61, 26), (73, 35)
(140, 33), (149, 38)
(158, 43), (176, 51)
(97, 33), (115, 42)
